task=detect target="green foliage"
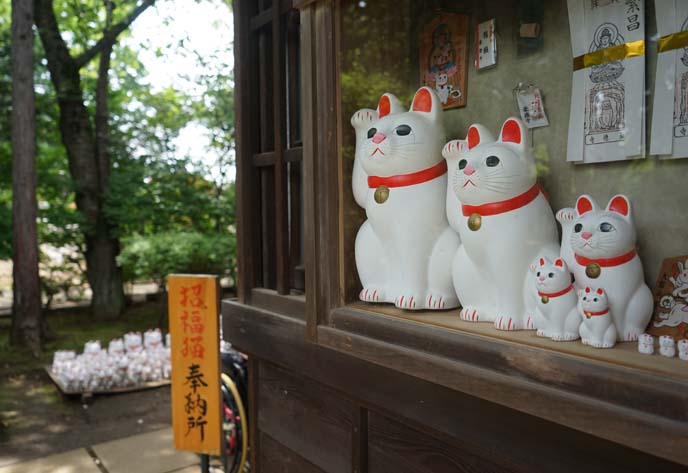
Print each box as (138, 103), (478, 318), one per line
(118, 231), (236, 286)
(0, 0), (237, 302)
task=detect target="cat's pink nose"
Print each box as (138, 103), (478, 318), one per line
(581, 232), (593, 240)
(463, 165), (476, 176)
(372, 133), (386, 144)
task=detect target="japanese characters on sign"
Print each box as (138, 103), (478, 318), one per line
(168, 275), (221, 455)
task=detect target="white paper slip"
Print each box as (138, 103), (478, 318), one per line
(651, 0), (688, 159)
(566, 0), (646, 163)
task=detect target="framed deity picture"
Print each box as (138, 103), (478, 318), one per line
(647, 256), (688, 340)
(419, 13), (469, 110)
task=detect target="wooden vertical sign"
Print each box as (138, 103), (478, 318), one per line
(168, 274), (222, 455)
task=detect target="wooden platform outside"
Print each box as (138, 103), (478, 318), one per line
(44, 365), (170, 397)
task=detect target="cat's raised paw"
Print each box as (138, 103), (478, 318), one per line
(495, 315), (522, 331)
(360, 287), (384, 303)
(351, 109), (377, 129)
(556, 208), (576, 223)
(441, 140), (464, 159)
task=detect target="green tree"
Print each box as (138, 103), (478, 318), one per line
(33, 0), (158, 319)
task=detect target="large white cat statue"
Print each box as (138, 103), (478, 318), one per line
(351, 87), (460, 310)
(557, 195), (653, 341)
(442, 118), (559, 330)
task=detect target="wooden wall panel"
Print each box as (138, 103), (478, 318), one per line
(259, 433), (326, 473)
(257, 362), (353, 473)
(368, 412), (508, 473)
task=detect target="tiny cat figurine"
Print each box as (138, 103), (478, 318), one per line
(84, 340), (102, 357)
(124, 331), (143, 356)
(678, 339), (688, 361)
(530, 257), (580, 341)
(351, 87), (460, 310)
(144, 328), (163, 350)
(638, 333), (655, 355)
(659, 335), (676, 358)
(443, 118), (559, 330)
(579, 287), (617, 348)
(557, 195), (653, 341)
(108, 338), (125, 357)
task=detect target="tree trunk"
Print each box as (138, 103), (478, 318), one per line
(33, 0), (159, 320)
(11, 0), (43, 355)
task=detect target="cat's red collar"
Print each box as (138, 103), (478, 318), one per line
(583, 308), (609, 317)
(368, 160), (447, 188)
(538, 284), (574, 299)
(574, 249), (637, 268)
(461, 183), (541, 217)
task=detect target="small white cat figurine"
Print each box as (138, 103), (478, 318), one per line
(124, 332), (143, 356)
(659, 335), (676, 358)
(443, 118), (559, 330)
(351, 87), (460, 310)
(557, 195), (653, 341)
(530, 256), (580, 341)
(678, 339), (688, 361)
(144, 328), (163, 350)
(638, 333), (655, 355)
(579, 287), (616, 348)
(108, 338), (125, 357)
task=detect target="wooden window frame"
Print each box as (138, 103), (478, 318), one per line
(233, 0), (688, 464)
(235, 0), (305, 318)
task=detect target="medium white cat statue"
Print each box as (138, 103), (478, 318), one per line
(530, 257), (580, 341)
(659, 335), (676, 358)
(578, 287), (616, 348)
(351, 86), (460, 310)
(442, 118), (559, 330)
(557, 195), (653, 341)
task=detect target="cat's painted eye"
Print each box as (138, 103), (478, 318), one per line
(367, 128), (377, 139)
(395, 124), (412, 136)
(593, 297), (598, 302)
(574, 223), (583, 233)
(599, 222), (614, 232)
(548, 272), (554, 278)
(485, 155), (500, 167)
(583, 297), (587, 301)
(458, 159), (467, 170)
(536, 271), (540, 277)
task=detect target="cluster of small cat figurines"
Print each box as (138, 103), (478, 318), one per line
(351, 86), (655, 349)
(637, 333), (688, 361)
(51, 329), (171, 392)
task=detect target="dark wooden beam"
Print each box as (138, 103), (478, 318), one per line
(234, 0), (262, 302)
(273, 1), (290, 295)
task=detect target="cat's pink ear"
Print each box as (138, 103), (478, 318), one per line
(378, 95), (391, 118)
(467, 126), (481, 149)
(498, 118), (527, 146)
(539, 258), (545, 266)
(554, 259), (564, 268)
(596, 288), (604, 295)
(585, 287), (591, 293)
(606, 195), (632, 218)
(411, 87), (434, 113)
(575, 195), (597, 216)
